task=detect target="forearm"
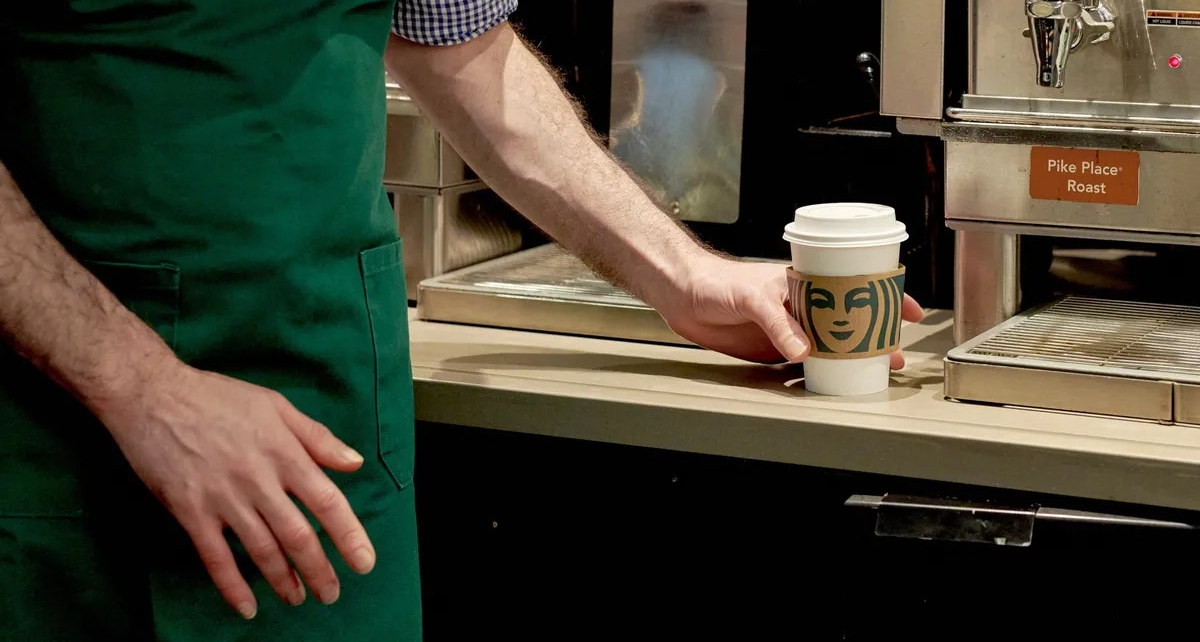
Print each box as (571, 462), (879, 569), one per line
(0, 163), (178, 417)
(383, 24), (716, 310)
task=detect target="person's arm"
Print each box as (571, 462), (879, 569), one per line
(386, 25), (702, 309)
(0, 163), (373, 618)
(0, 166), (177, 408)
(384, 23), (818, 362)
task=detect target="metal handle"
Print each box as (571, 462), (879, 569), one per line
(944, 105), (1200, 132)
(1024, 1), (1116, 88)
(846, 494), (1193, 547)
(856, 52), (881, 99)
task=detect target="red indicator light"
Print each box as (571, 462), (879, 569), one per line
(1170, 54), (1183, 68)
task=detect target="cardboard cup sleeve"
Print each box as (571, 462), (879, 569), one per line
(786, 265), (907, 360)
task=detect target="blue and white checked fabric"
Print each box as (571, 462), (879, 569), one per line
(393, 0), (519, 46)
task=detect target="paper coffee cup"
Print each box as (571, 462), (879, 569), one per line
(783, 203), (909, 396)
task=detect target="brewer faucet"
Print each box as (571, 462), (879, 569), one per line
(1025, 0), (1117, 88)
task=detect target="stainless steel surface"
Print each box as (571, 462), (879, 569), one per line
(390, 183), (524, 298)
(385, 80), (420, 117)
(953, 229), (1020, 344)
(798, 126), (891, 139)
(972, 0), (1194, 103)
(850, 493), (1037, 546)
(944, 135), (1200, 235)
(608, 0), (746, 224)
(1175, 383), (1200, 424)
(948, 217), (1200, 245)
(962, 297), (1200, 378)
(1035, 506), (1194, 528)
(416, 244), (691, 345)
(847, 494), (1195, 534)
(945, 358), (1174, 420)
(383, 73), (474, 189)
(941, 117), (1200, 152)
(945, 296), (1200, 422)
(880, 0), (946, 121)
(947, 94), (1200, 132)
(1025, 0), (1117, 88)
(894, 117), (943, 137)
(944, 2), (1200, 348)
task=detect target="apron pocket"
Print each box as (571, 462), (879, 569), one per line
(359, 239), (416, 490)
(0, 259), (180, 518)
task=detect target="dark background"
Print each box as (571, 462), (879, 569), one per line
(416, 421), (1200, 641)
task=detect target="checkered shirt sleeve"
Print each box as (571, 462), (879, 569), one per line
(393, 0), (519, 46)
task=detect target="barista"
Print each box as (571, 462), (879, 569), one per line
(0, 1), (923, 639)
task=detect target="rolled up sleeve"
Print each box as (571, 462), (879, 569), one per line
(392, 0), (519, 46)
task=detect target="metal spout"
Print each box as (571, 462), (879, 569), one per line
(1025, 1), (1116, 88)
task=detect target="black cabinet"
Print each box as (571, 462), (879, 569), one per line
(415, 422), (1200, 640)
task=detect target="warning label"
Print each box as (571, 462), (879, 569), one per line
(1147, 9), (1200, 26)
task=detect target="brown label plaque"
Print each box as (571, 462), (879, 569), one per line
(1029, 146), (1140, 206)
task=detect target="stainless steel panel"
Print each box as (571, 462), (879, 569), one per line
(971, 0), (1200, 103)
(384, 74), (473, 188)
(416, 244), (690, 345)
(880, 0), (946, 120)
(870, 493), (1037, 546)
(942, 119), (1200, 153)
(953, 229), (1020, 344)
(1175, 383), (1200, 424)
(948, 218), (1200, 247)
(895, 117), (943, 137)
(608, 0), (746, 224)
(847, 494), (1196, 533)
(944, 136), (1200, 235)
(390, 183), (524, 298)
(944, 358), (1174, 421)
(949, 94), (1200, 132)
(944, 296), (1200, 423)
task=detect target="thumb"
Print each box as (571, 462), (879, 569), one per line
(746, 295), (809, 363)
(274, 393), (364, 472)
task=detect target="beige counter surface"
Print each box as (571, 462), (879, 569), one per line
(409, 308), (1200, 513)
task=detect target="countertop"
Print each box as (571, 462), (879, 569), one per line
(408, 308), (1200, 513)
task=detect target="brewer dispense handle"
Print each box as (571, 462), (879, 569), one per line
(1024, 1), (1116, 88)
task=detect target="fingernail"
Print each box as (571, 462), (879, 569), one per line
(353, 546), (376, 573)
(282, 571), (305, 606)
(342, 446), (363, 464)
(318, 583), (340, 605)
(784, 336), (808, 362)
(237, 602), (257, 619)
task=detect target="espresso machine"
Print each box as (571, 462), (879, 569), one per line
(883, 0), (1200, 423)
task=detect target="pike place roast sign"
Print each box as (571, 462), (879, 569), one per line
(1029, 146), (1141, 206)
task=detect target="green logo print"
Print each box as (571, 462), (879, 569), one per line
(788, 269), (906, 358)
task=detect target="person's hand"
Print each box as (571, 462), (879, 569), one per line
(656, 256), (925, 367)
(93, 360), (375, 619)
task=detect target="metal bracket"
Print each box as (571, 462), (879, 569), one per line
(846, 494), (1194, 547)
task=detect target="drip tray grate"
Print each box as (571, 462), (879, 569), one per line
(415, 244), (691, 345)
(945, 296), (1200, 425)
(423, 242), (643, 306)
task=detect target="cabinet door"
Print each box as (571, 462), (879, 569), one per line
(415, 422), (1200, 641)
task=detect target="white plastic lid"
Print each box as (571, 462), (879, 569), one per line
(782, 202), (909, 248)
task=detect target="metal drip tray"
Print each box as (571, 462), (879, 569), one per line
(945, 297), (1200, 425)
(415, 244), (691, 345)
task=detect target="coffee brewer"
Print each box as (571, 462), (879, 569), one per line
(883, 0), (1200, 423)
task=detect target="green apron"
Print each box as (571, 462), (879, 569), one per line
(0, 1), (421, 640)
